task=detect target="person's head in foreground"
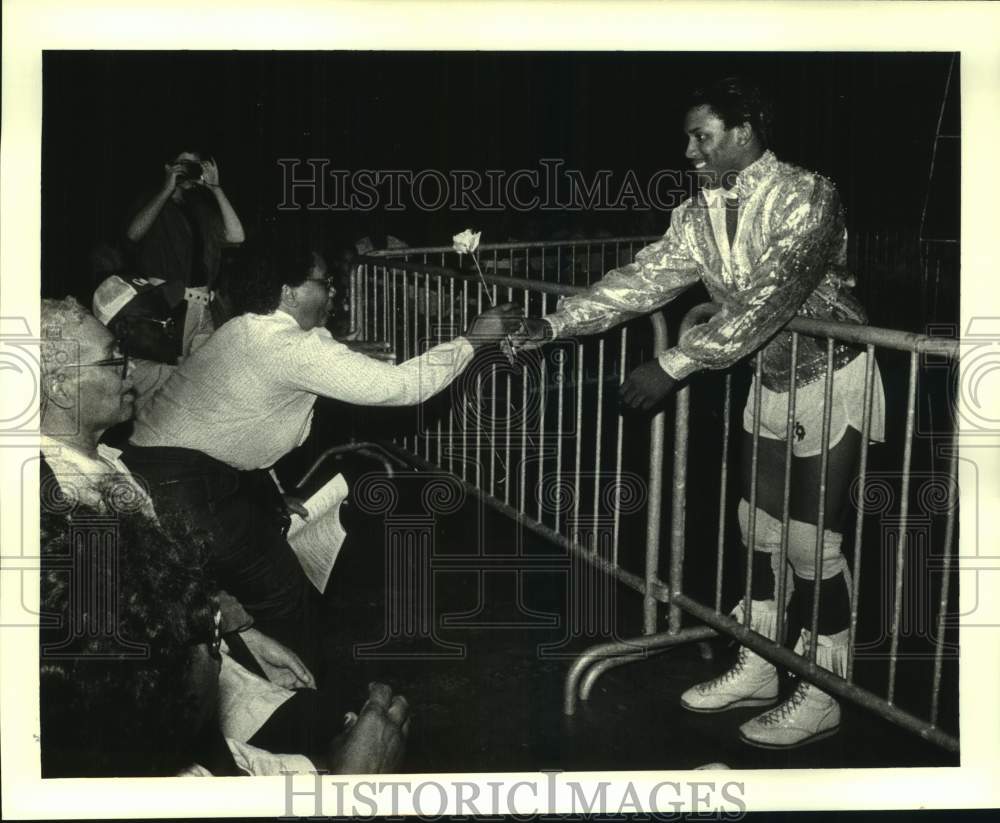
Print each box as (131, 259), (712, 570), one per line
(40, 296), (134, 449)
(40, 501), (411, 776)
(40, 502), (218, 777)
(684, 75), (772, 189)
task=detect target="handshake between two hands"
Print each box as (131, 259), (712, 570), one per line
(464, 303), (551, 352)
(462, 303), (679, 411)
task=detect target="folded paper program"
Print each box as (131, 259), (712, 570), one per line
(287, 473), (350, 593)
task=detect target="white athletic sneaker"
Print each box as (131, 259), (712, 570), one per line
(738, 679), (841, 748)
(680, 599), (781, 713)
(680, 643), (779, 712)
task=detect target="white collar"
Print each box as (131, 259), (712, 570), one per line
(40, 434), (123, 469)
(702, 186), (739, 207)
(270, 308), (332, 339)
(264, 309), (300, 325)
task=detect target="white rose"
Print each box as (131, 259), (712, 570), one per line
(452, 229), (481, 255)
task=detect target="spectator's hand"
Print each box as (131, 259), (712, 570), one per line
(283, 494), (310, 519)
(239, 627), (316, 689)
(325, 682), (410, 773)
(508, 316), (553, 353)
(200, 157), (221, 188)
(465, 303), (524, 349)
(620, 359), (678, 412)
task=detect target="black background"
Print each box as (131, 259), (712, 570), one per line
(42, 50), (959, 323)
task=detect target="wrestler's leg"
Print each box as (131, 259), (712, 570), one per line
(738, 427), (862, 748)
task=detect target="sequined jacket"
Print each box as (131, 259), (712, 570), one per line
(546, 151), (866, 391)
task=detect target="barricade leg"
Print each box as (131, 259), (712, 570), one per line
(563, 626), (717, 716)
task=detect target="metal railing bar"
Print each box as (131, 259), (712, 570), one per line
(744, 352), (764, 627)
(437, 275), (444, 467)
(714, 374), (732, 614)
(555, 344), (565, 534)
(424, 273), (431, 462)
(368, 236), (662, 258)
(887, 352), (919, 704)
(475, 281), (483, 490)
(569, 625), (720, 713)
(809, 339), (837, 659)
(643, 317), (668, 636)
(448, 278), (456, 475)
(587, 339), (606, 557)
(682, 303), (958, 358)
(776, 333), (799, 642)
(929, 431), (959, 726)
(296, 441), (406, 486)
(573, 343), (584, 548)
(613, 328), (628, 569)
(847, 345), (877, 683)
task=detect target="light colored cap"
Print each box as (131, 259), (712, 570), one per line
(92, 275), (166, 325)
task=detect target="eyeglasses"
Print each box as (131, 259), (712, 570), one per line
(304, 276), (337, 295)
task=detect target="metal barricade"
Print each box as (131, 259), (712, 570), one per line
(350, 256), (671, 625)
(367, 236), (660, 287)
(347, 254), (960, 754)
(567, 303), (960, 754)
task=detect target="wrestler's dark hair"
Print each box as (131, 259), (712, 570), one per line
(39, 490), (217, 777)
(224, 230), (321, 316)
(689, 76), (774, 148)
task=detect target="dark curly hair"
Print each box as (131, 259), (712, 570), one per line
(688, 76), (774, 149)
(222, 228), (321, 317)
(39, 488), (217, 777)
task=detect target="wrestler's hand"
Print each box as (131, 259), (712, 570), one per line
(239, 627), (316, 689)
(507, 316), (553, 353)
(325, 682), (410, 773)
(620, 359), (678, 411)
(465, 303), (524, 350)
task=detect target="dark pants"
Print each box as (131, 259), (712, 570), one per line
(120, 444), (322, 674)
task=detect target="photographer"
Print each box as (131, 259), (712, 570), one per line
(126, 151), (245, 330)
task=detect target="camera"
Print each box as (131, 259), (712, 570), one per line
(175, 158), (203, 183)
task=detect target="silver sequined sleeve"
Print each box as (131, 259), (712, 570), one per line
(659, 176), (845, 380)
(545, 201), (703, 338)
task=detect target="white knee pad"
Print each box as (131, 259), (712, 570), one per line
(737, 498), (792, 606)
(785, 518), (846, 581)
(737, 499), (847, 586)
(737, 498), (782, 552)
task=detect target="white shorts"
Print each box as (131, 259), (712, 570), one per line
(743, 353), (886, 458)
